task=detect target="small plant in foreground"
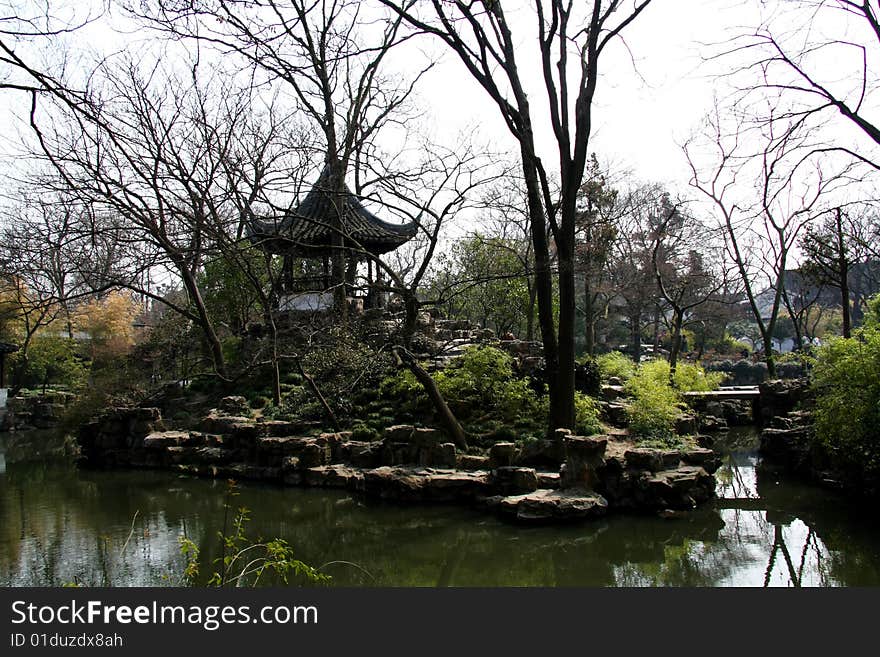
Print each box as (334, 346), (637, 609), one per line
(179, 480), (329, 587)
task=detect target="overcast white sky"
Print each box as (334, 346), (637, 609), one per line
(409, 0), (769, 190)
(1, 0), (874, 209)
(0, 1), (767, 188)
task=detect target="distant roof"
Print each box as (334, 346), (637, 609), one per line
(250, 167), (416, 256)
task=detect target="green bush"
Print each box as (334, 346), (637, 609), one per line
(435, 347), (547, 424)
(624, 371), (682, 443)
(574, 392), (603, 435)
(622, 359), (719, 443)
(635, 359), (723, 392)
(379, 345), (550, 440)
(597, 351), (637, 382)
(811, 326), (880, 479)
(278, 329), (392, 422)
(434, 345), (515, 406)
(350, 424), (381, 442)
(248, 395), (269, 410)
(11, 336), (88, 391)
(673, 362), (723, 391)
(575, 356), (601, 396)
(708, 333), (752, 356)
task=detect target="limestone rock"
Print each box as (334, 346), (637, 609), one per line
(536, 471), (561, 489)
(674, 414), (697, 435)
(493, 489), (608, 522)
(560, 435), (607, 489)
(489, 442), (517, 468)
(490, 466), (539, 495)
(303, 464), (364, 489)
(680, 447), (721, 474)
(143, 431), (190, 450)
(219, 396), (250, 416)
(457, 454), (490, 470)
(624, 447), (680, 472)
(384, 425), (415, 442)
(600, 385), (624, 402)
(362, 466), (490, 502)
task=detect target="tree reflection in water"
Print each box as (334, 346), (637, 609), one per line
(1, 431), (879, 586)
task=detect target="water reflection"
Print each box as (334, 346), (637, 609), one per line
(1, 431), (879, 587)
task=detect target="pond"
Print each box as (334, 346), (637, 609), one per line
(1, 428), (879, 587)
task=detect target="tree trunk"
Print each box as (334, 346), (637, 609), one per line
(177, 262), (227, 377)
(554, 246), (577, 431)
(394, 348), (468, 450)
(402, 294), (420, 345)
(584, 277), (595, 357)
(668, 309), (683, 387)
(762, 332), (777, 378)
(630, 311), (642, 363)
(652, 305), (661, 353)
(521, 154), (565, 434)
(526, 283), (537, 341)
(837, 210), (851, 339)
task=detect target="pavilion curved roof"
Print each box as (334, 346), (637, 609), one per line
(250, 167), (416, 256)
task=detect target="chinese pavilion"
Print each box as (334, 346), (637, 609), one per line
(249, 167), (416, 312)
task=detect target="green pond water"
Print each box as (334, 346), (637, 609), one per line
(1, 428), (879, 587)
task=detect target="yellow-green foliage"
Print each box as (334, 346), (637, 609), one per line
(10, 336), (87, 390)
(623, 360), (719, 443)
(575, 392), (603, 436)
(74, 291), (142, 364)
(811, 325), (880, 479)
(624, 368), (682, 443)
(597, 351), (637, 382)
(433, 346), (545, 422)
(381, 346), (604, 440)
(635, 359), (723, 392)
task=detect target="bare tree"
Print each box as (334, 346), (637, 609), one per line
(379, 0), (655, 432)
(721, 0), (880, 171)
(649, 202), (729, 384)
(800, 204), (880, 336)
(22, 55), (306, 377)
(576, 154), (620, 357)
(685, 103), (850, 375)
(606, 182), (667, 362)
(131, 0), (428, 319)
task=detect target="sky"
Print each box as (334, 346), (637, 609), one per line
(0, 1), (765, 190)
(407, 0), (769, 190)
(1, 0), (875, 216)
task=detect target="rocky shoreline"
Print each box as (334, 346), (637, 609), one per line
(6, 377), (840, 520)
(74, 399), (721, 524)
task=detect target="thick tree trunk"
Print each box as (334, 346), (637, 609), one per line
(521, 156), (565, 433)
(526, 283), (537, 341)
(630, 311), (642, 363)
(762, 332), (777, 378)
(555, 247), (577, 431)
(402, 294), (420, 344)
(652, 305), (661, 353)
